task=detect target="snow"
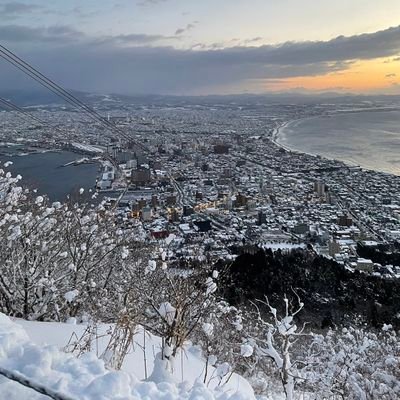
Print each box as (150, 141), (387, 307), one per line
(71, 142), (104, 154)
(261, 242), (305, 251)
(64, 290), (79, 303)
(205, 277), (217, 295)
(35, 196), (44, 205)
(240, 344), (253, 358)
(0, 315), (255, 399)
(147, 260), (157, 272)
(158, 302), (176, 325)
(165, 234), (176, 245)
(382, 324), (393, 332)
(121, 247), (129, 259)
(216, 363), (231, 379)
(202, 322), (214, 337)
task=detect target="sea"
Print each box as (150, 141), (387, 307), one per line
(0, 150), (99, 201)
(276, 109), (400, 176)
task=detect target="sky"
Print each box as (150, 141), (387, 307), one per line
(0, 0), (400, 95)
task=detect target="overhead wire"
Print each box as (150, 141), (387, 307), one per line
(0, 44), (146, 150)
(0, 96), (46, 126)
(0, 96), (79, 139)
(0, 45), (119, 129)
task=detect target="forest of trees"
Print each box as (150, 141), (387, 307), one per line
(357, 242), (400, 267)
(221, 247), (400, 329)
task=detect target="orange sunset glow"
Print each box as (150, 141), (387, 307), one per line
(263, 58), (400, 94)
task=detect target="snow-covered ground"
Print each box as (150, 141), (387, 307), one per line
(260, 242), (305, 251)
(0, 314), (256, 399)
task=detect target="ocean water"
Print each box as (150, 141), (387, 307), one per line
(277, 110), (400, 175)
(0, 150), (99, 201)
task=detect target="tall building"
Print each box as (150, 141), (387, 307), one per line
(141, 207), (152, 222)
(314, 181), (326, 197)
(151, 195), (158, 208)
(257, 210), (267, 226)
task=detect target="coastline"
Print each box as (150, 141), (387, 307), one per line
(270, 114), (400, 176)
(271, 116), (333, 159)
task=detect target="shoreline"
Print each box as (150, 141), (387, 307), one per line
(271, 117), (336, 160)
(270, 114), (400, 177)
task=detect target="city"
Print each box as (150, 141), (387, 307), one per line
(1, 95), (400, 277)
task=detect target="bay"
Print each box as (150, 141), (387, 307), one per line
(277, 110), (400, 175)
(0, 150), (99, 201)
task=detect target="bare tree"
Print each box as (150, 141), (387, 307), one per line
(251, 294), (308, 400)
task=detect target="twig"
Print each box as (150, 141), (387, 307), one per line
(0, 366), (76, 400)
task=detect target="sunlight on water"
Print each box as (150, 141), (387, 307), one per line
(277, 110), (400, 175)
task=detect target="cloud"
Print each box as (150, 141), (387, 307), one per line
(383, 55), (400, 63)
(1, 2), (42, 14)
(137, 0), (168, 6)
(0, 24), (177, 46)
(70, 6), (100, 19)
(243, 37), (263, 44)
(0, 2), (97, 19)
(386, 73), (397, 78)
(0, 24), (84, 43)
(1, 24), (400, 94)
(175, 21), (198, 36)
(96, 33), (179, 46)
(0, 1), (43, 19)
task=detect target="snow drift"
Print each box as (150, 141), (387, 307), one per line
(0, 314), (255, 400)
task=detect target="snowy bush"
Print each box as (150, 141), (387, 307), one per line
(0, 166), (149, 322)
(125, 256), (224, 368)
(303, 325), (400, 399)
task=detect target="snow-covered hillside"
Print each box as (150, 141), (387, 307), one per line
(0, 314), (256, 400)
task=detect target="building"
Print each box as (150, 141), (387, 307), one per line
(356, 258), (374, 272)
(141, 207), (152, 222)
(337, 214), (353, 227)
(235, 193), (248, 208)
(292, 223), (309, 235)
(183, 205), (194, 216)
(328, 240), (341, 256)
(131, 167), (151, 185)
(169, 208), (180, 223)
(126, 159), (138, 169)
(166, 195), (177, 206)
(151, 195), (158, 208)
(213, 144), (230, 154)
(194, 219), (212, 232)
(257, 210), (267, 226)
(314, 181), (326, 197)
(117, 151), (136, 163)
(151, 230), (169, 239)
(150, 160), (162, 170)
(97, 180), (112, 190)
